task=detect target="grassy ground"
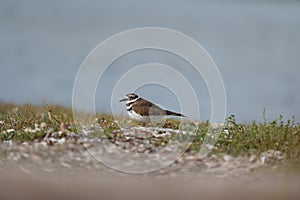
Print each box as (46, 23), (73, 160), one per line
(0, 102), (300, 160)
(0, 103), (300, 199)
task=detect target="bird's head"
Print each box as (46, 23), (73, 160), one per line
(119, 93), (139, 102)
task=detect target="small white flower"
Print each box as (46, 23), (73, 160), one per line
(6, 129), (15, 133)
(40, 122), (47, 129)
(24, 127), (36, 133)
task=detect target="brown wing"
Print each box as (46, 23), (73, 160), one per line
(132, 99), (166, 116)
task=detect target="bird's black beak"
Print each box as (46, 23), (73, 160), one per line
(119, 98), (127, 102)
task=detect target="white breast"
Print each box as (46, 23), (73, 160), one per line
(127, 110), (150, 122)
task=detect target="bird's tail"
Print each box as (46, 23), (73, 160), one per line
(166, 110), (186, 117)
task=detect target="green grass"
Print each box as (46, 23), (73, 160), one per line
(0, 102), (300, 160)
(215, 114), (300, 158)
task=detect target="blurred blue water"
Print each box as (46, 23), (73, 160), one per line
(0, 0), (300, 122)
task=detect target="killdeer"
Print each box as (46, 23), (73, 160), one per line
(119, 93), (186, 122)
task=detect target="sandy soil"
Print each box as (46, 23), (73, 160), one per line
(0, 135), (298, 200)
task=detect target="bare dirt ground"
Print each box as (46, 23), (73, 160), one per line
(0, 137), (299, 200)
(0, 136), (285, 178)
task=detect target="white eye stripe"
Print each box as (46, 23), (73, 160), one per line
(126, 98), (140, 104)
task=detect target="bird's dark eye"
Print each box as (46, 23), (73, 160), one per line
(127, 93), (138, 99)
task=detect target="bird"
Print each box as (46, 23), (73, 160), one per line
(119, 93), (186, 122)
